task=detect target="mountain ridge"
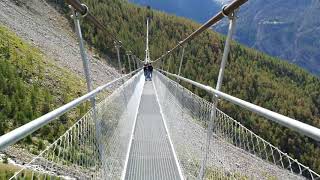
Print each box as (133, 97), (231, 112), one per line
(130, 0), (320, 76)
(216, 0), (320, 76)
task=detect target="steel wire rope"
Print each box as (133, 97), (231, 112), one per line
(65, 0), (143, 67)
(150, 0), (248, 65)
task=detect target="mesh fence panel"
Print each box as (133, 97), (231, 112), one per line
(153, 70), (320, 180)
(9, 71), (144, 180)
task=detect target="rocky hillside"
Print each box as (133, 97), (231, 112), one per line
(0, 0), (120, 86)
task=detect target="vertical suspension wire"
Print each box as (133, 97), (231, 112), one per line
(62, 133), (67, 166)
(76, 123), (80, 166)
(135, 56), (139, 69)
(72, 9), (93, 94)
(69, 129), (74, 164)
(127, 52), (132, 73)
(198, 8), (238, 179)
(71, 6), (107, 177)
(160, 57), (164, 70)
(131, 55), (135, 71)
(84, 117), (89, 169)
(56, 136), (63, 165)
(115, 41), (122, 73)
(166, 52), (171, 72)
(85, 117), (92, 171)
(177, 46), (185, 78)
(123, 55), (127, 73)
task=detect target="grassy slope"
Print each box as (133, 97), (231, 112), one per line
(0, 25), (89, 150)
(0, 164), (22, 179)
(0, 24), (92, 178)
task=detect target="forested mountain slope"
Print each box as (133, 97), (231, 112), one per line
(131, 0), (320, 76)
(129, 0), (220, 23)
(67, 0), (320, 173)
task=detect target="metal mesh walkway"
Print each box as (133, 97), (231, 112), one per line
(124, 81), (182, 180)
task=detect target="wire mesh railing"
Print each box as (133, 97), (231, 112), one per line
(9, 71), (144, 179)
(153, 70), (320, 180)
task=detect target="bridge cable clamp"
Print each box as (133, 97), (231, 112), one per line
(68, 5), (75, 19)
(178, 41), (184, 47)
(222, 5), (237, 20)
(114, 40), (122, 48)
(68, 3), (89, 19)
(80, 4), (89, 18)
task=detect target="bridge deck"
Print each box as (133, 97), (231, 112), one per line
(124, 81), (181, 180)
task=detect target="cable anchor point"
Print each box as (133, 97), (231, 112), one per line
(222, 5), (238, 20)
(80, 4), (89, 17)
(69, 3), (89, 19)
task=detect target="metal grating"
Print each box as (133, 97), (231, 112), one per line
(125, 81), (181, 180)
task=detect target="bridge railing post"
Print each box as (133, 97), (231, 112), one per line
(199, 8), (238, 179)
(114, 41), (122, 73)
(70, 4), (107, 175)
(131, 55), (135, 70)
(216, 9), (238, 91)
(134, 55), (138, 70)
(177, 45), (185, 80)
(71, 5), (94, 104)
(127, 51), (132, 73)
(162, 57), (165, 70)
(136, 57), (140, 69)
(166, 51), (171, 72)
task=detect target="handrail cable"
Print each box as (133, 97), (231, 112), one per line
(158, 69), (320, 142)
(0, 69), (141, 150)
(65, 0), (141, 60)
(151, 0), (248, 63)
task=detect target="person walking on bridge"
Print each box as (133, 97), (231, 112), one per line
(148, 63), (153, 80)
(143, 63), (148, 81)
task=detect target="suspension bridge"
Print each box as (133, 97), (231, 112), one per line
(0, 0), (320, 179)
